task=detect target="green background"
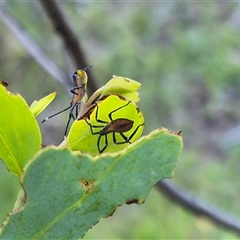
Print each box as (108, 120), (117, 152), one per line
(0, 2), (240, 239)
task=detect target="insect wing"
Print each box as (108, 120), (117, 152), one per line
(65, 94), (144, 155)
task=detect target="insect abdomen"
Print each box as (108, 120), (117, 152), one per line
(100, 118), (133, 135)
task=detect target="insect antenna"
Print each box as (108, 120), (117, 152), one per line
(41, 105), (73, 123)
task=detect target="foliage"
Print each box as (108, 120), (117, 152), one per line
(63, 94), (144, 155)
(0, 80), (182, 238)
(30, 92), (56, 117)
(0, 129), (181, 239)
(1, 1), (240, 238)
(0, 85), (41, 176)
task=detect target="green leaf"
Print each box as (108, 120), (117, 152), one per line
(0, 85), (41, 176)
(86, 75), (141, 107)
(30, 92), (56, 117)
(0, 128), (182, 239)
(62, 94), (144, 155)
(98, 75), (141, 102)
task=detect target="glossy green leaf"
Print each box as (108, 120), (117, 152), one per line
(62, 94), (144, 155)
(30, 92), (56, 117)
(0, 128), (182, 239)
(0, 85), (41, 176)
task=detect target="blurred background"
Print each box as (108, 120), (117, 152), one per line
(1, 1), (240, 238)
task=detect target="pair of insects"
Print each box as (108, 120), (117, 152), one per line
(42, 68), (144, 154)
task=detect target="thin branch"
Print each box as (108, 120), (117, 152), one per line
(0, 4), (71, 90)
(156, 180), (240, 235)
(39, 0), (98, 94)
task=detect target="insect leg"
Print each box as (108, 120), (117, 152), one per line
(108, 101), (131, 121)
(64, 117), (72, 137)
(70, 85), (85, 95)
(127, 123), (145, 142)
(97, 134), (108, 153)
(112, 132), (131, 145)
(64, 102), (79, 136)
(94, 103), (108, 124)
(74, 102), (80, 119)
(84, 102), (108, 134)
(111, 122), (144, 145)
(41, 104), (72, 123)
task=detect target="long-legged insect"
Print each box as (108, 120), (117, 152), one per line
(42, 66), (92, 136)
(84, 100), (144, 153)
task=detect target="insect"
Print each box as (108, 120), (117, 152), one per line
(42, 67), (91, 136)
(0, 80), (9, 87)
(85, 100), (144, 153)
(64, 94), (144, 155)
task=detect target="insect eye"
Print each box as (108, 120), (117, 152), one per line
(72, 73), (77, 81)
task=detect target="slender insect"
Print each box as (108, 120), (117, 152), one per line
(42, 66), (92, 136)
(84, 99), (144, 153)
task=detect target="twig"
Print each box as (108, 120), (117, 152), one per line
(157, 179), (240, 235)
(38, 0), (98, 94)
(0, 4), (71, 90)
